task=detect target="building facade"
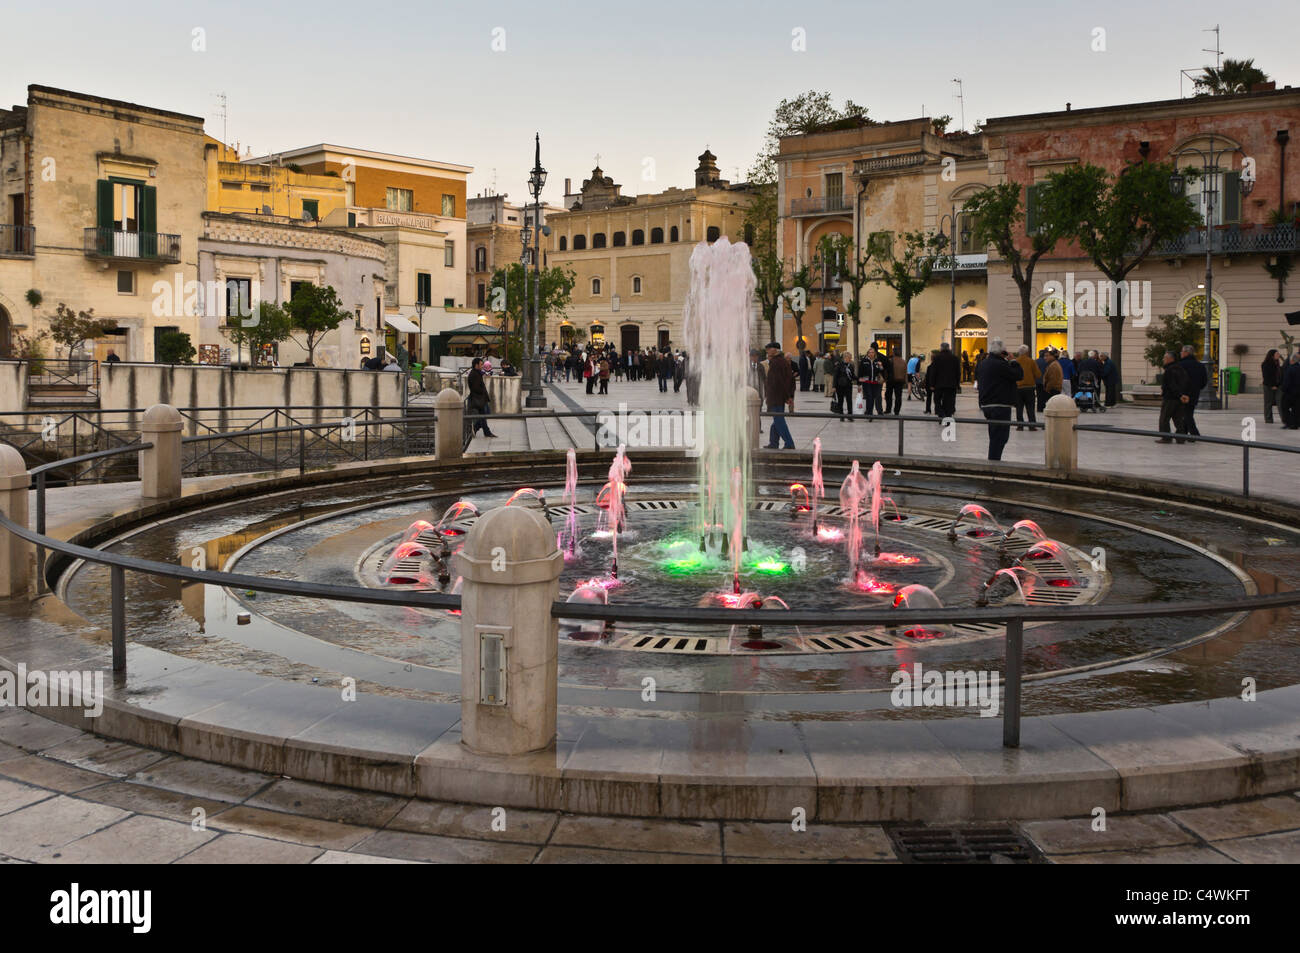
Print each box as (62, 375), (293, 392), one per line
(0, 85), (207, 362)
(543, 150), (756, 351)
(982, 88), (1300, 389)
(778, 117), (991, 360)
(466, 193), (564, 314)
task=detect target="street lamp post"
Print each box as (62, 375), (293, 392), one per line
(937, 204), (971, 352)
(1168, 135), (1254, 409)
(525, 134), (548, 408)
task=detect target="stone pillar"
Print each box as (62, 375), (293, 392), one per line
(140, 404), (183, 500)
(0, 445), (31, 598)
(434, 387), (464, 461)
(1044, 394), (1079, 472)
(455, 506), (564, 756)
(746, 386), (761, 450)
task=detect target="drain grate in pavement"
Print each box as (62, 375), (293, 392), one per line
(887, 825), (1041, 864)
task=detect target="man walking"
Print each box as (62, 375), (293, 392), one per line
(1057, 350), (1075, 397)
(1157, 351), (1191, 443)
(1041, 349), (1063, 402)
(975, 337), (1023, 461)
(858, 346), (885, 415)
(1281, 352), (1300, 430)
(930, 342), (960, 421)
(1177, 344), (1207, 437)
(1100, 351), (1119, 407)
(887, 348), (907, 414)
(798, 348), (812, 392)
(657, 349), (672, 392)
(467, 357), (497, 439)
(1013, 344), (1040, 430)
(764, 342), (796, 449)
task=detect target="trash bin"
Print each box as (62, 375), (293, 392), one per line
(1226, 366), (1241, 395)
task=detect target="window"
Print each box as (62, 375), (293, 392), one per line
(301, 199), (319, 221)
(559, 236), (567, 251)
(116, 270), (135, 294)
(347, 211), (356, 227)
(95, 178), (156, 253)
(670, 226), (679, 242)
(631, 276), (642, 294)
(225, 278), (252, 321)
(113, 181), (139, 231)
(1025, 184), (1046, 234)
(592, 277), (602, 296)
(416, 272), (432, 306)
(442, 193), (456, 216)
(706, 226), (720, 243)
(744, 224), (755, 245)
(592, 232), (607, 248)
(573, 235), (587, 250)
(825, 172), (843, 200)
(289, 280), (309, 301)
(475, 246), (487, 272)
(650, 227), (663, 244)
(476, 283), (486, 308)
(612, 231), (626, 247)
(957, 213), (981, 254)
(867, 230), (893, 258)
(1184, 170), (1241, 226)
(443, 297), (455, 308)
(386, 187), (413, 211)
(631, 229), (644, 245)
(445, 241), (455, 268)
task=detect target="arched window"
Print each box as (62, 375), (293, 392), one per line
(613, 231), (626, 247)
(632, 276), (642, 294)
(706, 226), (720, 243)
(476, 283), (486, 308)
(573, 235), (587, 250)
(559, 236), (567, 251)
(669, 226), (679, 242)
(592, 232), (607, 249)
(631, 229), (645, 245)
(592, 277), (602, 296)
(650, 227), (664, 244)
(474, 246), (487, 272)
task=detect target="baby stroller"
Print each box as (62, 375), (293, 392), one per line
(1074, 371), (1105, 413)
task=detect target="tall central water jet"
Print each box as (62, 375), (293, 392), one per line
(684, 237), (755, 570)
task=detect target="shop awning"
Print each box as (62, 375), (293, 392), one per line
(385, 314), (420, 334)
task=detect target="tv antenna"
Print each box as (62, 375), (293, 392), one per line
(1180, 25), (1224, 97)
(952, 79), (965, 133)
(215, 92), (228, 149)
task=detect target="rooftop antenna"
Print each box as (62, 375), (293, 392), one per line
(952, 80), (965, 133)
(1181, 25), (1224, 97)
(1203, 24), (1222, 69)
(215, 91), (228, 150)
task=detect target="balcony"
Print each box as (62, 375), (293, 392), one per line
(1146, 223), (1300, 258)
(853, 152), (927, 176)
(84, 228), (181, 264)
(789, 194), (851, 217)
(0, 225), (34, 257)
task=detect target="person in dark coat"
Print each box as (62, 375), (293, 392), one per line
(798, 349), (812, 392)
(1261, 348), (1283, 424)
(1157, 351), (1191, 443)
(1100, 351), (1119, 407)
(467, 357), (496, 438)
(975, 337), (1023, 461)
(657, 350), (673, 392)
(833, 353), (855, 422)
(1281, 352), (1300, 430)
(929, 342), (960, 420)
(858, 346), (885, 415)
(764, 342), (796, 449)
(1176, 344), (1207, 437)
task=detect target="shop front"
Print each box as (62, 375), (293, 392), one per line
(1034, 298), (1068, 355)
(954, 313), (988, 364)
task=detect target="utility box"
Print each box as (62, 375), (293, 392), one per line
(478, 626), (508, 706)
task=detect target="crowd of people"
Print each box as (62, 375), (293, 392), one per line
(541, 342), (698, 402)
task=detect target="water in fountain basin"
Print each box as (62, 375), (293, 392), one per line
(559, 449), (582, 559)
(838, 461), (870, 570)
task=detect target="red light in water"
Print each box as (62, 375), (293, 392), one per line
(1025, 550), (1052, 560)
(966, 529), (995, 538)
(876, 552), (920, 565)
(392, 542), (428, 559)
(904, 627), (945, 640)
(1046, 578), (1077, 587)
(853, 571), (896, 595)
(816, 526), (844, 541)
(442, 528), (464, 536)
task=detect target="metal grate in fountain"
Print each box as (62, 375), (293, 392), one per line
(887, 825), (1041, 864)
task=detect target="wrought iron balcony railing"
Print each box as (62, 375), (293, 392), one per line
(1147, 223), (1300, 257)
(0, 224), (34, 256)
(789, 194), (851, 217)
(84, 228), (182, 263)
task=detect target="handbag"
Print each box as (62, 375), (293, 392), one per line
(852, 392), (867, 415)
(830, 395), (841, 414)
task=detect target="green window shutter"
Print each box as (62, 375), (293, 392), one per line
(141, 185), (157, 234)
(96, 180), (113, 231)
(1026, 184), (1041, 234)
(1221, 172), (1241, 224)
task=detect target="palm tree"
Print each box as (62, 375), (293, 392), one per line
(1194, 58), (1270, 95)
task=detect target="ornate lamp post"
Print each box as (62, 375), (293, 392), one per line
(937, 204), (971, 350)
(1168, 135), (1254, 408)
(525, 134), (548, 408)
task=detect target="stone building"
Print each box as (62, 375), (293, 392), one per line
(982, 88), (1300, 391)
(777, 117), (990, 360)
(542, 150), (756, 351)
(0, 85), (207, 362)
(465, 193), (564, 313)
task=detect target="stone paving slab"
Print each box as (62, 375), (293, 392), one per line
(1171, 796), (1300, 841)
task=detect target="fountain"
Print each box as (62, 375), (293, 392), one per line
(892, 584), (949, 640)
(948, 503), (1003, 540)
(838, 461), (870, 570)
(1016, 540), (1086, 587)
(558, 449), (582, 560)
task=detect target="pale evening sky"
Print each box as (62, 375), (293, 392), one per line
(3, 0), (1296, 205)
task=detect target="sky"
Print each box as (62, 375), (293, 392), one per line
(4, 0), (1297, 205)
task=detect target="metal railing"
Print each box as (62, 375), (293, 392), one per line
(4, 408), (1299, 748)
(83, 228), (182, 262)
(0, 224), (34, 256)
(789, 195), (851, 217)
(853, 152), (927, 175)
(24, 358), (99, 392)
(1148, 222), (1300, 257)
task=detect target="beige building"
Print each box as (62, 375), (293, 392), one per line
(778, 117), (991, 361)
(466, 193), (564, 313)
(544, 150), (756, 352)
(0, 85), (207, 362)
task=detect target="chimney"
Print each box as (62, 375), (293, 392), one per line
(1066, 103), (1071, 112)
(565, 177), (571, 195)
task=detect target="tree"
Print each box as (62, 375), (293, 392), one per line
(286, 283), (350, 366)
(962, 182), (1066, 349)
(156, 330), (196, 365)
(819, 233), (872, 357)
(780, 262), (814, 351)
(225, 300), (292, 367)
(744, 170), (787, 344)
(1195, 58), (1269, 95)
(1042, 160), (1203, 384)
(48, 303), (116, 356)
(869, 230), (948, 357)
(488, 263), (576, 362)
(1144, 313), (1202, 370)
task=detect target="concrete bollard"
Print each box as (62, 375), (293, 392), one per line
(1044, 393), (1079, 472)
(434, 387), (464, 461)
(0, 445), (32, 598)
(454, 505), (563, 756)
(140, 404), (183, 500)
(746, 386), (761, 450)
